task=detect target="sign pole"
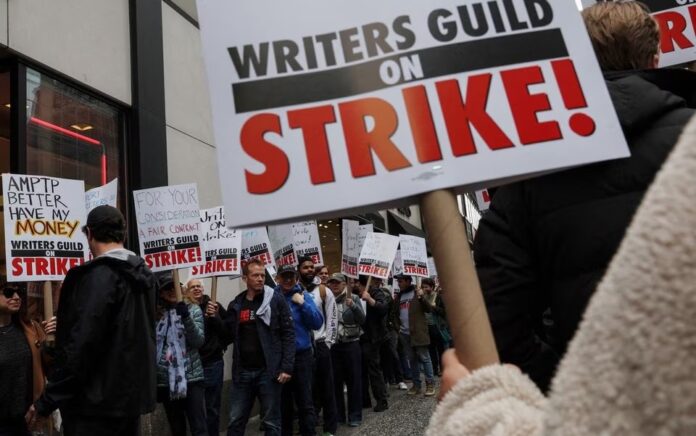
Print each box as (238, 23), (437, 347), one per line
(421, 190), (499, 370)
(43, 281), (55, 342)
(172, 269), (183, 302)
(211, 276), (218, 303)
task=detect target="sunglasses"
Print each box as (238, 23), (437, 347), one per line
(2, 287), (20, 298)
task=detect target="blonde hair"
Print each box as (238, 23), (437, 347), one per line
(582, 1), (659, 71)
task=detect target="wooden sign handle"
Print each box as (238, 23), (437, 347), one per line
(421, 190), (499, 370)
(43, 281), (55, 343)
(210, 276), (218, 303)
(172, 269), (183, 302)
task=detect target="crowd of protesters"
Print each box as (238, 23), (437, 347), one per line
(7, 2), (696, 436)
(0, 205), (450, 436)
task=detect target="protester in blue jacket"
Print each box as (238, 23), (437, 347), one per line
(275, 261), (323, 436)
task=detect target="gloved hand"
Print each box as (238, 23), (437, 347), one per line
(175, 301), (190, 319)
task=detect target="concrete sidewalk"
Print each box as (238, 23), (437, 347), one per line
(244, 382), (438, 436)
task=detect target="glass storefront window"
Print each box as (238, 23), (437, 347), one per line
(0, 71), (10, 279)
(26, 68), (122, 196)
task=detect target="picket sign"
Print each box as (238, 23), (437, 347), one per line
(358, 232), (400, 280)
(133, 184), (205, 302)
(190, 206), (242, 281)
(2, 174), (90, 282)
(399, 234), (429, 278)
(241, 227), (276, 269)
(581, 0), (696, 67)
(475, 189), (491, 211)
(341, 219), (360, 278)
(85, 178), (118, 213)
(198, 0), (629, 369)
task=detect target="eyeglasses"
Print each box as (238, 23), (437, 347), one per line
(2, 287), (19, 298)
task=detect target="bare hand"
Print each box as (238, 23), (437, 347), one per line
(42, 316), (57, 335)
(345, 296), (353, 307)
(205, 302), (218, 317)
(25, 404), (36, 425)
(291, 292), (305, 306)
(416, 288), (425, 299)
(277, 372), (292, 384)
(438, 349), (471, 402)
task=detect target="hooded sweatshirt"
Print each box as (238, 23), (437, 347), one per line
(276, 284), (323, 352)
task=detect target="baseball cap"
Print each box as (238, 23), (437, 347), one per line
(83, 205), (125, 233)
(394, 273), (412, 281)
(327, 273), (346, 283)
(277, 264), (298, 276)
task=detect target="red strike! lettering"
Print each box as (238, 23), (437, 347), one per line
(654, 6), (696, 54)
(192, 259), (237, 275)
(12, 257), (83, 277)
(241, 58), (595, 195)
(145, 248), (201, 269)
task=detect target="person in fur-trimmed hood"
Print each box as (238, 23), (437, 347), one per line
(426, 95), (696, 436)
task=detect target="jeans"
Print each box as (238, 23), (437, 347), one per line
(313, 341), (338, 434)
(397, 332), (413, 380)
(362, 339), (388, 404)
(331, 341), (362, 424)
(281, 349), (316, 436)
(62, 414), (140, 436)
(204, 359), (224, 436)
(409, 345), (435, 388)
(162, 381), (208, 436)
(227, 368), (282, 436)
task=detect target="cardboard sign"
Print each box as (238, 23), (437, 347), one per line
(268, 224), (296, 267)
(241, 227), (275, 269)
(198, 0), (628, 227)
(358, 224), (373, 252)
(427, 256), (438, 278)
(2, 174), (89, 281)
(475, 189), (491, 211)
(133, 184), (204, 273)
(358, 232), (400, 279)
(85, 178), (118, 213)
(580, 0), (696, 67)
(190, 206), (241, 278)
(399, 234), (429, 278)
(341, 219), (360, 278)
(293, 221), (324, 265)
(392, 250), (404, 277)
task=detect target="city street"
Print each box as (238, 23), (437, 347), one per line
(245, 382), (439, 436)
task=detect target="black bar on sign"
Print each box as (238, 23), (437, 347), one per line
(639, 0), (682, 13)
(11, 250), (84, 258)
(232, 28), (568, 113)
(210, 254), (239, 261)
(143, 242), (199, 255)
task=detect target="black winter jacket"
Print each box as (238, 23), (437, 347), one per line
(361, 286), (390, 344)
(473, 69), (696, 392)
(225, 288), (295, 382)
(35, 250), (157, 417)
(198, 295), (232, 365)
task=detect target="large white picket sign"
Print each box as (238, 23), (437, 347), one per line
(3, 174), (89, 281)
(358, 232), (400, 279)
(399, 234), (429, 278)
(133, 184), (204, 273)
(198, 0), (628, 227)
(268, 224), (296, 267)
(190, 206), (242, 278)
(581, 0), (696, 67)
(85, 178), (118, 214)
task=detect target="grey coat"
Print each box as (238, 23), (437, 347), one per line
(156, 303), (205, 387)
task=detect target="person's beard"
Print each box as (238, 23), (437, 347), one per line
(300, 272), (315, 285)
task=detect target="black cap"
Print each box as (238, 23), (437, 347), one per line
(394, 274), (412, 281)
(84, 205), (125, 232)
(155, 271), (175, 292)
(278, 264), (298, 276)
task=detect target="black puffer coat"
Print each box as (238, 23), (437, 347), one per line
(473, 69), (696, 392)
(35, 250), (157, 417)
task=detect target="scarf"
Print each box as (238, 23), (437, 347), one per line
(156, 309), (188, 399)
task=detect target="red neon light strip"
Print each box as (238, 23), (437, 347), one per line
(29, 117), (101, 145)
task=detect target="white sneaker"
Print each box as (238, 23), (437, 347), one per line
(398, 382), (408, 390)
